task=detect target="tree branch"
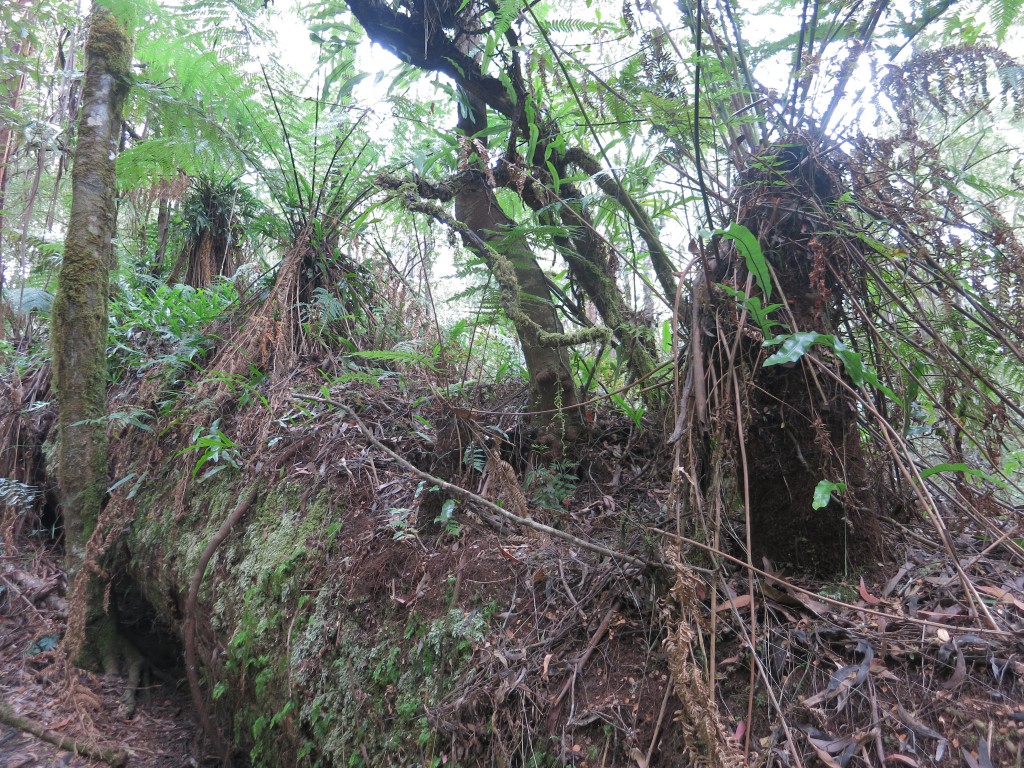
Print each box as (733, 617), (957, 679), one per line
(0, 704), (128, 766)
(344, 0), (521, 119)
(564, 146), (678, 303)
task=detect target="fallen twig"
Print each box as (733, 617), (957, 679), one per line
(0, 703), (128, 766)
(549, 598), (621, 726)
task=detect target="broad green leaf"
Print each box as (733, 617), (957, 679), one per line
(716, 222), (772, 300)
(812, 480), (846, 510)
(763, 331), (825, 366)
(920, 463), (1005, 487)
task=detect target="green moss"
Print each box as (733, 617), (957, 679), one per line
(287, 606), (486, 766)
(125, 465), (488, 766)
(85, 8), (135, 85)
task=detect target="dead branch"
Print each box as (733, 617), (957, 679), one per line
(0, 703), (129, 766)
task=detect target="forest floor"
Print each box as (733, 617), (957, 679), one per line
(1, 546), (200, 767)
(1, 381), (1024, 766)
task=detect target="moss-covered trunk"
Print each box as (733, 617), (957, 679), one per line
(50, 4), (134, 668)
(455, 172), (584, 452)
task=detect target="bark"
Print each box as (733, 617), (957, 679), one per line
(153, 196), (171, 269)
(501, 150), (663, 396)
(50, 4), (134, 667)
(455, 171), (583, 451)
(451, 84), (583, 452)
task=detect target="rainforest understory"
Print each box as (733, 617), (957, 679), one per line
(3, 0), (1024, 766)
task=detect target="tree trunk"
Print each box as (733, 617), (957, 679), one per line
(344, 0), (668, 394)
(50, 3), (134, 668)
(455, 171), (583, 452)
(98, 417), (672, 766)
(686, 138), (882, 574)
(453, 86), (583, 453)
(0, 2), (36, 327)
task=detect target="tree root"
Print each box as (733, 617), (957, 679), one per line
(120, 641), (146, 718)
(0, 703), (129, 766)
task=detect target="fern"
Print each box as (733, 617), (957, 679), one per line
(539, 18), (609, 35)
(992, 0), (1024, 42)
(350, 347), (435, 368)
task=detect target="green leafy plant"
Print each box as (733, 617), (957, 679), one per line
(719, 285), (785, 336)
(201, 368), (269, 409)
(175, 418), (241, 479)
(433, 498), (461, 537)
(812, 480), (847, 510)
(108, 279), (236, 385)
(712, 223), (785, 336)
(714, 222), (773, 300)
(526, 461), (577, 510)
(386, 507), (418, 541)
(610, 392), (645, 429)
(763, 331), (901, 404)
(0, 478), (39, 513)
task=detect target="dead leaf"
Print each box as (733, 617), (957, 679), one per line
(859, 576), (881, 604)
(977, 585), (1024, 612)
(977, 736), (994, 768)
(715, 594), (753, 612)
(805, 740), (843, 768)
(894, 703), (945, 742)
(939, 639), (966, 690)
(803, 667), (858, 707)
(790, 590), (829, 616)
(883, 565), (911, 597)
(733, 719), (746, 742)
(884, 756), (919, 766)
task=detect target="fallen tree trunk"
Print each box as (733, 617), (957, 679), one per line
(106, 384), (697, 766)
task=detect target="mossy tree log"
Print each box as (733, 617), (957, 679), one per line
(112, 459), (665, 765)
(50, 3), (134, 668)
